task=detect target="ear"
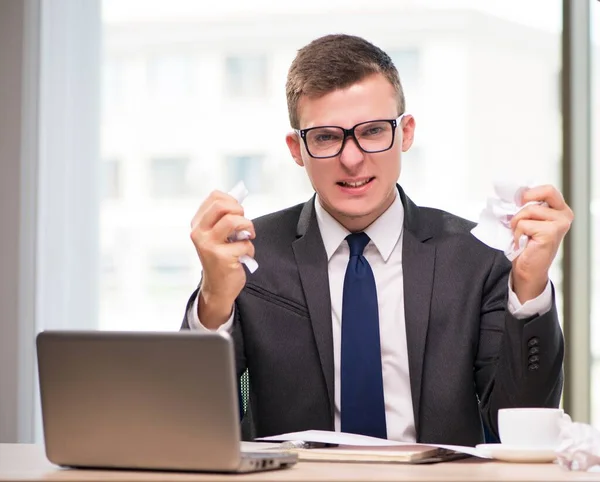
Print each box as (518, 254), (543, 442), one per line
(400, 115), (416, 152)
(286, 132), (305, 167)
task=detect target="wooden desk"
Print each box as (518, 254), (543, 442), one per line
(1, 444), (598, 482)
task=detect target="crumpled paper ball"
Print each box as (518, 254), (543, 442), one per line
(471, 181), (545, 261)
(556, 419), (600, 471)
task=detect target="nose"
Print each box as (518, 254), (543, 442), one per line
(338, 136), (364, 168)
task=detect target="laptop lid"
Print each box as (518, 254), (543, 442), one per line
(36, 330), (248, 472)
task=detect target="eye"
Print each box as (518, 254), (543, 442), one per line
(363, 126), (384, 136)
(315, 134), (335, 142)
(310, 131), (342, 144)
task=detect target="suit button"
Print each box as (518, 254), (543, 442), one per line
(528, 364), (540, 371)
(528, 337), (539, 348)
(529, 347), (540, 355)
(529, 355), (540, 363)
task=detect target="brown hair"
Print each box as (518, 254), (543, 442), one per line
(286, 34), (405, 129)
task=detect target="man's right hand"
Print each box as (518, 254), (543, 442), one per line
(190, 190), (256, 329)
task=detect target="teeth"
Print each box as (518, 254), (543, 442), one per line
(341, 179), (370, 187)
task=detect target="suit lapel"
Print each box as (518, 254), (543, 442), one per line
(292, 198), (335, 422)
(399, 187), (436, 439)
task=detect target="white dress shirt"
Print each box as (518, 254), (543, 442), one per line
(188, 191), (552, 441)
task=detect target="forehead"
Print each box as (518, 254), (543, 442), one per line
(297, 73), (398, 129)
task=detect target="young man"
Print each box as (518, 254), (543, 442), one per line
(181, 34), (573, 445)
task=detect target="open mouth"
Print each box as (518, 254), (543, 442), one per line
(336, 177), (375, 188)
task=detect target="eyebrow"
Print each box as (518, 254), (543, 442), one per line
(303, 116), (397, 129)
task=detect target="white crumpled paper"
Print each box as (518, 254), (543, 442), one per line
(471, 181), (545, 261)
(556, 419), (600, 471)
(227, 181), (259, 273)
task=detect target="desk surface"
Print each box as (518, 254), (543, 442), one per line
(1, 444), (599, 482)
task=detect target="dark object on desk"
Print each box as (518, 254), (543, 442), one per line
(36, 330), (297, 473)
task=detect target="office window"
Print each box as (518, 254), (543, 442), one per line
(101, 252), (118, 290)
(147, 250), (191, 291)
(226, 154), (265, 193)
(98, 1), (565, 345)
(147, 53), (195, 101)
(225, 55), (268, 98)
(388, 49), (420, 92)
(149, 157), (190, 199)
(102, 159), (120, 200)
(102, 58), (124, 113)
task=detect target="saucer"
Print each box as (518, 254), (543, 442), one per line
(475, 443), (557, 463)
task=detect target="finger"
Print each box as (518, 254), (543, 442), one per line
(195, 198), (245, 231)
(521, 185), (566, 210)
(512, 219), (553, 247)
(190, 191), (243, 229)
(216, 240), (256, 262)
(212, 214), (256, 242)
(510, 204), (562, 230)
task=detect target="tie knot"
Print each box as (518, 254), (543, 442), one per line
(346, 232), (370, 257)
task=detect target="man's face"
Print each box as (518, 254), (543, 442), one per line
(286, 73), (415, 232)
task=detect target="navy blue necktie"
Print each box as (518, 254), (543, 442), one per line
(340, 232), (387, 439)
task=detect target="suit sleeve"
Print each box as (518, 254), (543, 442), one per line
(474, 251), (564, 438)
(180, 287), (248, 379)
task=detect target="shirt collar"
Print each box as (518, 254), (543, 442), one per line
(314, 188), (404, 263)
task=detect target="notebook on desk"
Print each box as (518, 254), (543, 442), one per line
(241, 439), (468, 464)
(286, 445), (467, 464)
(258, 429), (484, 464)
(36, 330), (297, 473)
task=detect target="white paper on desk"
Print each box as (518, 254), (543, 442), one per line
(257, 429), (490, 458)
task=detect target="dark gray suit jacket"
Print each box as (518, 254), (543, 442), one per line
(181, 185), (564, 446)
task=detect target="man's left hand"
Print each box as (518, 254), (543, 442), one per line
(509, 185), (574, 303)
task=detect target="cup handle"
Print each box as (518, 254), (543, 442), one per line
(561, 413), (572, 424)
(558, 412), (572, 439)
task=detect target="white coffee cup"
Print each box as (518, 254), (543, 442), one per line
(498, 408), (570, 448)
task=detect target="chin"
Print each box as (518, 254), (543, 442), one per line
(332, 202), (379, 221)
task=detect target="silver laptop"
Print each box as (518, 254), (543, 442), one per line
(36, 330), (297, 473)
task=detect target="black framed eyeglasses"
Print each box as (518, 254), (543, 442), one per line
(295, 114), (406, 159)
